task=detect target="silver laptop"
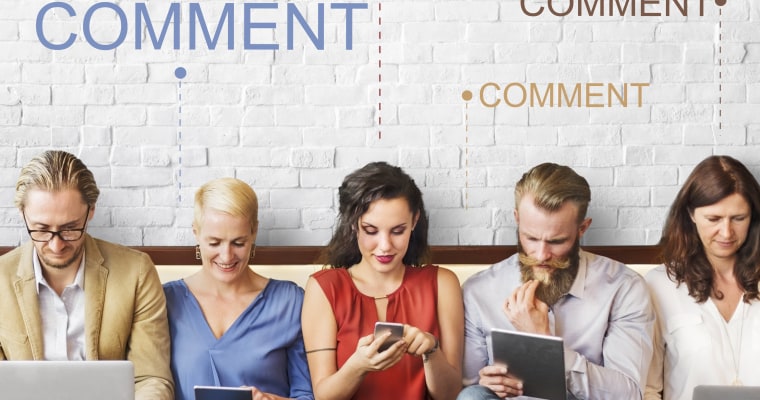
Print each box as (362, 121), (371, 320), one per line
(693, 385), (760, 400)
(0, 360), (134, 400)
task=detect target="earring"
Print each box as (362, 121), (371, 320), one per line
(195, 245), (201, 260)
(250, 245), (256, 260)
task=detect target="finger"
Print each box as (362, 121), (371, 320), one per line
(482, 385), (509, 399)
(508, 288), (519, 308)
(406, 331), (430, 355)
(374, 341), (406, 370)
(357, 333), (375, 347)
(513, 284), (523, 305)
(523, 279), (540, 304)
(535, 297), (550, 313)
(368, 331), (393, 353)
(479, 365), (509, 378)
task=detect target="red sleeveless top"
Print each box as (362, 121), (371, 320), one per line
(313, 265), (440, 400)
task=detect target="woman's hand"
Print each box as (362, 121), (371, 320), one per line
(346, 332), (408, 373)
(402, 324), (437, 357)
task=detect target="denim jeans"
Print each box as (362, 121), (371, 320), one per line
(457, 385), (502, 400)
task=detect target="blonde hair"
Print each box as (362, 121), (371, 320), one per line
(515, 163), (590, 222)
(15, 150), (99, 210)
(194, 177), (259, 232)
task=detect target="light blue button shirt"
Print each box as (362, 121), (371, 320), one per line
(33, 248), (86, 361)
(462, 250), (655, 400)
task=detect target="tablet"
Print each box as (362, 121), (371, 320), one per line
(490, 328), (566, 400)
(693, 385), (760, 400)
(194, 386), (252, 400)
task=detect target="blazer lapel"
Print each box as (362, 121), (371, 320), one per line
(82, 235), (108, 360)
(12, 242), (44, 359)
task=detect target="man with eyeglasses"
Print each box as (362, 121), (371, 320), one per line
(0, 150), (173, 400)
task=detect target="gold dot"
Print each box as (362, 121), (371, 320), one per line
(462, 90), (473, 101)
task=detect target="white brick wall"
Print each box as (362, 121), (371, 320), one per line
(1, 0), (759, 247)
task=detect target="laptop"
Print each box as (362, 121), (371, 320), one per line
(491, 328), (566, 400)
(0, 360), (134, 400)
(693, 385), (760, 400)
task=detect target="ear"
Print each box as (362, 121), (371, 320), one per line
(513, 208), (519, 225)
(87, 205), (96, 221)
(412, 211), (420, 230)
(689, 209), (696, 223)
(192, 223), (199, 240)
(578, 218), (592, 238)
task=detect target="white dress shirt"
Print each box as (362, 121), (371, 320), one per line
(33, 248), (86, 361)
(645, 265), (760, 400)
(462, 250), (655, 400)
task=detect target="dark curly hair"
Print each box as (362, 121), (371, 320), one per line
(660, 155), (760, 303)
(322, 162), (429, 268)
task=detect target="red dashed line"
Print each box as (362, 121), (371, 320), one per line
(378, 2), (382, 139)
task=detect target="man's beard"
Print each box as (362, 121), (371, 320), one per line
(39, 243), (84, 270)
(517, 237), (580, 306)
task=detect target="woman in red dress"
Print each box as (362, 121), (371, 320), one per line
(302, 161), (464, 400)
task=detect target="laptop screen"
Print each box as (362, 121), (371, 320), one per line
(0, 360), (134, 400)
(693, 385), (760, 400)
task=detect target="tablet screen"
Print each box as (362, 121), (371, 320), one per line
(490, 328), (566, 400)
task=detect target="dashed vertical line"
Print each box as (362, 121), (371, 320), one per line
(718, 7), (723, 131)
(177, 80), (183, 203)
(377, 1), (382, 139)
(464, 102), (469, 210)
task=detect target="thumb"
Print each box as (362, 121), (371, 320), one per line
(358, 333), (374, 346)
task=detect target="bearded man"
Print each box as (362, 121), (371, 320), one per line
(457, 163), (655, 400)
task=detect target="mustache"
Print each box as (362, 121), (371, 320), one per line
(517, 252), (571, 270)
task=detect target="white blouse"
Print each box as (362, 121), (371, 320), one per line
(644, 265), (760, 400)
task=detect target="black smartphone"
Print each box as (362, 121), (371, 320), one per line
(374, 321), (404, 352)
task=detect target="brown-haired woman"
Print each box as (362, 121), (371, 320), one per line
(301, 161), (464, 400)
(645, 155), (760, 400)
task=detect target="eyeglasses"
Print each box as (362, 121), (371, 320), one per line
(23, 206), (90, 242)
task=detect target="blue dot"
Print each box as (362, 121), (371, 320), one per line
(174, 67), (187, 79)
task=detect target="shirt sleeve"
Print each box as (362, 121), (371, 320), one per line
(131, 254), (174, 400)
(565, 274), (655, 400)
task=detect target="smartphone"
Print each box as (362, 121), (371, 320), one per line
(374, 321), (404, 352)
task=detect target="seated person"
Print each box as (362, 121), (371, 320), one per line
(164, 178), (313, 400)
(458, 162), (655, 399)
(646, 155), (760, 399)
(0, 150), (173, 399)
(301, 161), (464, 400)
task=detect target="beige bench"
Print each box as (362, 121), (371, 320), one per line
(155, 264), (659, 287)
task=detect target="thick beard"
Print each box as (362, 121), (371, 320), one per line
(518, 237), (580, 306)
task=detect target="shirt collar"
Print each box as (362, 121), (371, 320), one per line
(565, 249), (588, 300)
(33, 247), (86, 294)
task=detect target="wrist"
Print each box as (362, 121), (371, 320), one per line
(422, 335), (439, 363)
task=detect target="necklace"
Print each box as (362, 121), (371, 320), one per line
(719, 299), (745, 386)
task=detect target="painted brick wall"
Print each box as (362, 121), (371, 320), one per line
(1, 0), (758, 247)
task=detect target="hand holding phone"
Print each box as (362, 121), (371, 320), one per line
(374, 322), (404, 352)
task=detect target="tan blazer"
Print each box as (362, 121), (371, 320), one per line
(0, 235), (174, 400)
